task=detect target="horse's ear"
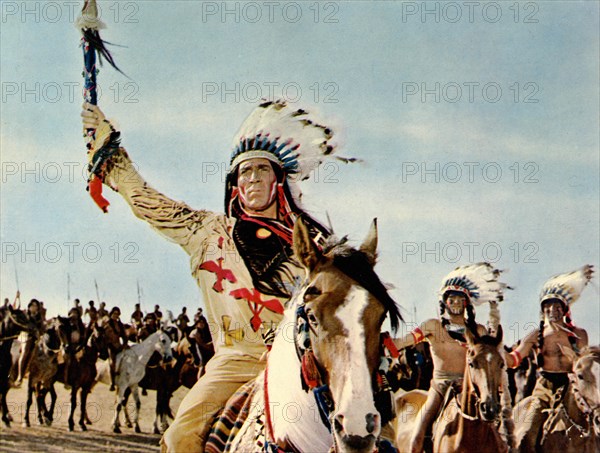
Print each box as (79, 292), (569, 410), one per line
(493, 324), (503, 346)
(464, 326), (476, 346)
(293, 219), (321, 271)
(359, 218), (378, 265)
(558, 343), (578, 362)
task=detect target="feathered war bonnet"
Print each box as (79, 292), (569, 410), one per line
(225, 100), (341, 218)
(439, 262), (509, 307)
(539, 264), (594, 313)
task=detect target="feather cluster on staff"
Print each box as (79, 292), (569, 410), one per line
(75, 0), (125, 213)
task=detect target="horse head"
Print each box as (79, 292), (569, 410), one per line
(563, 345), (600, 437)
(43, 317), (69, 353)
(293, 219), (402, 453)
(464, 325), (505, 422)
(88, 322), (109, 360)
(0, 305), (31, 340)
(154, 330), (174, 364)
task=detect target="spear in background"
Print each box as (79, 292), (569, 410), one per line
(94, 278), (101, 304)
(137, 280), (143, 311)
(13, 255), (21, 308)
(76, 0), (125, 213)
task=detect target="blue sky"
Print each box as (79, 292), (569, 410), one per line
(1, 1), (598, 344)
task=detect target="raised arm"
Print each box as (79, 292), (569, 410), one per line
(81, 103), (210, 252)
(506, 328), (538, 368)
(393, 318), (436, 350)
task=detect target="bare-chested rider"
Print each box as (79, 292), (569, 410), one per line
(394, 263), (507, 453)
(506, 265), (593, 451)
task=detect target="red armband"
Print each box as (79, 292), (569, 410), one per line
(411, 327), (425, 344)
(509, 350), (522, 368)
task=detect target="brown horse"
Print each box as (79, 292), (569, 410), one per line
(53, 320), (107, 431)
(22, 316), (68, 427)
(207, 220), (402, 452)
(0, 305), (32, 427)
(394, 326), (508, 453)
(514, 345), (600, 453)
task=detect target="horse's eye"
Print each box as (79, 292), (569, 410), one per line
(304, 286), (322, 302)
(578, 374), (584, 380)
(306, 309), (319, 326)
(468, 361), (474, 368)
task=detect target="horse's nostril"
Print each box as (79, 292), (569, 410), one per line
(365, 412), (379, 434)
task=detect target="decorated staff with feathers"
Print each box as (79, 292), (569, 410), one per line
(81, 99), (351, 451)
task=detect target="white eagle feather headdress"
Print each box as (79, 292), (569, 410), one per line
(438, 262), (510, 306)
(539, 264), (594, 307)
(228, 100), (356, 206)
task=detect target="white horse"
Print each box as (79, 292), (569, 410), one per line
(97, 330), (173, 433)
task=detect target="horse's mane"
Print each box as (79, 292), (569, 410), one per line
(579, 345), (600, 363)
(473, 333), (503, 348)
(323, 237), (403, 332)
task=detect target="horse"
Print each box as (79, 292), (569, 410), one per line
(206, 219), (402, 452)
(139, 337), (200, 434)
(0, 305), (32, 427)
(96, 329), (173, 433)
(513, 345), (600, 453)
(388, 342), (433, 392)
(22, 316), (68, 427)
(394, 326), (508, 453)
(52, 320), (108, 431)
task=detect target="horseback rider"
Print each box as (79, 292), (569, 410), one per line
(81, 99), (337, 451)
(97, 301), (108, 319)
(176, 307), (191, 340)
(14, 298), (44, 387)
(137, 312), (158, 342)
(130, 303), (143, 329)
(85, 300), (98, 327)
(507, 265), (592, 452)
(105, 306), (129, 391)
(393, 263), (508, 453)
(153, 304), (163, 322)
(188, 315), (215, 376)
(63, 306), (88, 389)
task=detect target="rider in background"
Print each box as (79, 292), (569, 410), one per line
(14, 298), (44, 387)
(137, 312), (158, 342)
(130, 303), (143, 330)
(394, 263), (508, 453)
(63, 307), (88, 389)
(106, 306), (129, 391)
(507, 265), (592, 452)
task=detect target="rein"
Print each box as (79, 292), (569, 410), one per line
(541, 372), (599, 443)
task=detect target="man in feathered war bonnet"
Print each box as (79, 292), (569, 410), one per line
(506, 265), (592, 451)
(81, 100), (340, 451)
(393, 263), (508, 453)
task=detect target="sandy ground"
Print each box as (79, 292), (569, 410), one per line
(0, 379), (188, 452)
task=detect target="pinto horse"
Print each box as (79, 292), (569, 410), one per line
(207, 219), (402, 453)
(394, 326), (508, 453)
(514, 345), (600, 453)
(0, 305), (31, 427)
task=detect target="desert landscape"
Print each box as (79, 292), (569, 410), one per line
(0, 379), (188, 452)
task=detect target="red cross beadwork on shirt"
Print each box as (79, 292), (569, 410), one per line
(229, 287), (284, 332)
(198, 236), (237, 293)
